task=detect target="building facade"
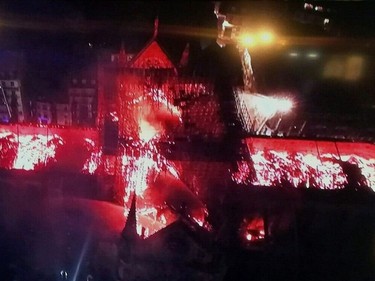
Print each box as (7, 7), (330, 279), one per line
(0, 51), (27, 124)
(55, 103), (72, 126)
(0, 77), (26, 123)
(34, 100), (53, 124)
(68, 75), (98, 127)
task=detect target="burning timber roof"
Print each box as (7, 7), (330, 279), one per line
(128, 37), (176, 70)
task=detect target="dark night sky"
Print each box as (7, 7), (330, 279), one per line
(0, 1), (374, 45)
(0, 0), (374, 116)
(0, 2), (216, 99)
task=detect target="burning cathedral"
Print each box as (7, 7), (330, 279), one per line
(0, 10), (374, 281)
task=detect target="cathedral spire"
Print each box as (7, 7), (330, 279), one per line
(119, 39), (127, 65)
(153, 16), (159, 39)
(179, 43), (190, 68)
(121, 194), (138, 240)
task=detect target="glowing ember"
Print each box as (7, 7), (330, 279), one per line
(232, 161), (253, 185)
(110, 111), (119, 122)
(122, 151), (157, 199)
(0, 127), (101, 173)
(139, 119), (159, 142)
(232, 140), (375, 191)
(82, 138), (102, 175)
(235, 91), (294, 133)
(14, 134), (64, 170)
(120, 139), (186, 237)
(241, 217), (265, 242)
(0, 131), (64, 170)
(0, 132), (18, 169)
(118, 86), (197, 237)
(103, 155), (116, 175)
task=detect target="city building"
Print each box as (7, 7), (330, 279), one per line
(68, 69), (98, 127)
(34, 100), (53, 125)
(0, 51), (27, 123)
(55, 102), (72, 126)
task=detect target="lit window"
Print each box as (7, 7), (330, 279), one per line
(82, 79), (87, 84)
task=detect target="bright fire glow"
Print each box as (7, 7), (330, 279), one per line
(121, 146), (182, 237)
(232, 147), (375, 191)
(110, 111), (119, 122)
(235, 90), (295, 133)
(276, 98), (293, 113)
(239, 31), (274, 47)
(259, 31), (274, 44)
(139, 119), (159, 142)
(0, 131), (64, 170)
(121, 139), (190, 237)
(14, 134), (63, 170)
(82, 138), (102, 174)
(122, 148), (158, 199)
(241, 217), (265, 242)
(237, 92), (293, 120)
(119, 86), (204, 237)
(240, 33), (256, 47)
(0, 127), (101, 173)
(253, 95), (293, 117)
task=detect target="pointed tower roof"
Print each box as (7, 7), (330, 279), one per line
(179, 43), (190, 68)
(129, 41), (176, 70)
(153, 16), (159, 39)
(121, 194), (138, 241)
(128, 18), (176, 71)
(119, 39), (127, 65)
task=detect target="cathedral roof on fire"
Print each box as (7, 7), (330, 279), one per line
(129, 39), (175, 70)
(125, 18), (176, 70)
